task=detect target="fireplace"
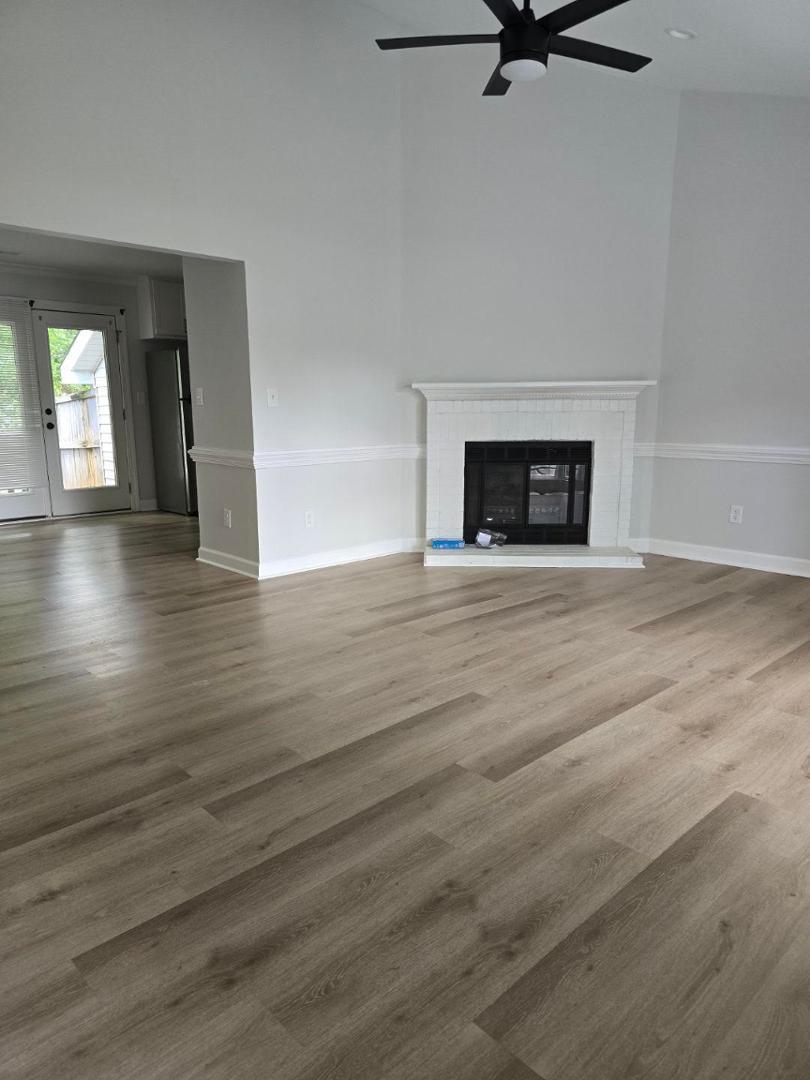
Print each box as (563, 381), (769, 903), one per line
(463, 441), (592, 545)
(413, 380), (654, 568)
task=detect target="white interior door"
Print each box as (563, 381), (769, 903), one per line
(32, 310), (131, 517)
(0, 298), (50, 521)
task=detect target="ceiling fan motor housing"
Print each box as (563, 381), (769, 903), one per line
(499, 22), (551, 71)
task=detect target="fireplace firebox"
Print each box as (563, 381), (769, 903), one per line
(463, 441), (592, 545)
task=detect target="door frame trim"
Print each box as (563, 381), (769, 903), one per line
(30, 299), (139, 511)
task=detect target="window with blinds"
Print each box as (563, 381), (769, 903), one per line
(0, 298), (46, 497)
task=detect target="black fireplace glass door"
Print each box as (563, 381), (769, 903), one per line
(481, 463), (524, 527)
(528, 464), (569, 525)
(463, 441), (592, 544)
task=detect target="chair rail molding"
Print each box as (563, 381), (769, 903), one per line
(190, 440), (810, 470)
(634, 442), (810, 465)
(190, 444), (426, 469)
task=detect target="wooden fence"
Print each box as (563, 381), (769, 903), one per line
(55, 394), (104, 489)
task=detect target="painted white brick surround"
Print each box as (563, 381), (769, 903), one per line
(414, 382), (656, 548)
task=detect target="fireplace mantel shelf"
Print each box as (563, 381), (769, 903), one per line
(413, 380), (656, 401)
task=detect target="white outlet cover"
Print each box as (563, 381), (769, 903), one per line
(194, 387), (204, 407)
(267, 388), (279, 407)
(729, 505), (744, 524)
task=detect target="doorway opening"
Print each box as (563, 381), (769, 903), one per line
(0, 224), (194, 524)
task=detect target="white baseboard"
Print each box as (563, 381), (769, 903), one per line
(198, 538), (424, 580)
(138, 499), (158, 512)
(258, 537), (424, 580)
(197, 547), (261, 578)
(631, 537), (810, 579)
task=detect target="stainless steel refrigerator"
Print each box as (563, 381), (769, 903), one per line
(145, 346), (197, 515)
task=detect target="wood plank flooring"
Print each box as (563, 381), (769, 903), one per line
(2, 512), (810, 1078)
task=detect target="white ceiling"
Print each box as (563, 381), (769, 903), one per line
(365, 0), (810, 98)
(0, 225), (184, 280)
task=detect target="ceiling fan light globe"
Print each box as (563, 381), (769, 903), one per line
(500, 57), (547, 82)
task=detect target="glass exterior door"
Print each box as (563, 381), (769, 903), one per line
(32, 311), (130, 517)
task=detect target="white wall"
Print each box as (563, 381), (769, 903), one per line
(401, 55), (680, 538)
(0, 0), (681, 568)
(0, 267), (156, 505)
(653, 92), (810, 563)
(5, 2), (804, 575)
(0, 0), (405, 570)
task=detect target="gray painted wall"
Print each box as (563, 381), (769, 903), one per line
(653, 92), (810, 561)
(1, 1), (807, 571)
(401, 54), (680, 540)
(183, 257), (258, 564)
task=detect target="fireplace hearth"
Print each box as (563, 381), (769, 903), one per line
(464, 441), (592, 545)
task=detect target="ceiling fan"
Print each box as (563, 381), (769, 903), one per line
(376, 0), (652, 95)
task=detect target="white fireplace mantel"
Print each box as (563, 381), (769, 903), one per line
(414, 379), (657, 568)
(413, 380), (656, 401)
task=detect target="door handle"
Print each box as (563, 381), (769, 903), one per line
(46, 422), (55, 430)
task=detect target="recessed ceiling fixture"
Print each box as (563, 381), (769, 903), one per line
(665, 27), (696, 40)
(377, 0), (652, 97)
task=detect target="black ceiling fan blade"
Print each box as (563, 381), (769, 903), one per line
(550, 34), (651, 71)
(539, 0), (633, 35)
(483, 64), (511, 95)
(377, 34), (499, 50)
(481, 0), (524, 27)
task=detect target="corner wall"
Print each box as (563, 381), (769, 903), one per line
(4, 1), (807, 577)
(401, 56), (680, 542)
(183, 257), (259, 571)
(650, 92), (810, 573)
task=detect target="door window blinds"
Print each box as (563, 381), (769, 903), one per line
(0, 298), (46, 495)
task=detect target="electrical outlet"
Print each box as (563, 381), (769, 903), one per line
(135, 390), (146, 406)
(267, 388), (279, 408)
(223, 508), (232, 529)
(304, 510), (315, 529)
(194, 386), (205, 407)
(729, 504), (744, 525)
